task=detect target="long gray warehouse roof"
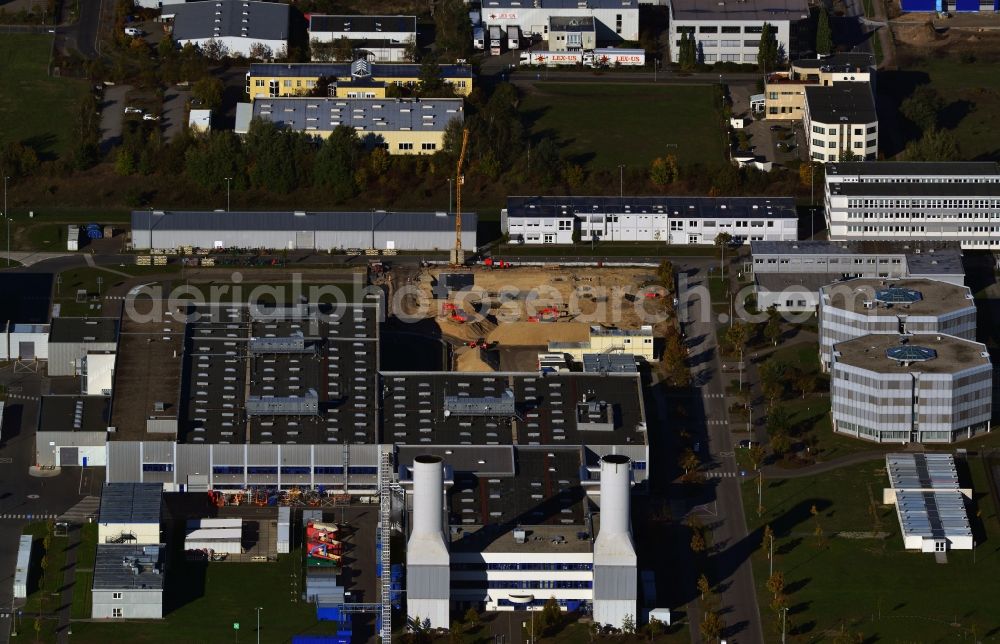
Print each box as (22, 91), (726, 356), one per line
(507, 195), (798, 220)
(249, 62), (472, 79)
(132, 210), (477, 233)
(670, 0), (809, 21)
(750, 240), (964, 274)
(308, 14), (416, 34)
(171, 0), (290, 41)
(829, 181), (1000, 197)
(99, 483), (163, 525)
(827, 161), (1000, 176)
(483, 0), (636, 8)
(49, 317), (120, 344)
(252, 97), (464, 134)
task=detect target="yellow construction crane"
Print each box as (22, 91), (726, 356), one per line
(452, 128), (470, 266)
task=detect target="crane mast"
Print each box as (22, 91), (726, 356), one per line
(452, 128), (470, 265)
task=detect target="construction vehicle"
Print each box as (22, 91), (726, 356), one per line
(441, 302), (467, 323)
(483, 257), (512, 269)
(466, 338), (498, 350)
(451, 128), (470, 266)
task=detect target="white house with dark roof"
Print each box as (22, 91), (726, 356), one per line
(168, 0), (290, 58)
(804, 83), (878, 162)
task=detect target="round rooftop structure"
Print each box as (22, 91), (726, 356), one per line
(875, 286), (923, 304)
(886, 345), (937, 362)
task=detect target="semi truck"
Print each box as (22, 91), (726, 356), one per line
(519, 50), (583, 66)
(584, 48), (646, 66)
(489, 25), (504, 56)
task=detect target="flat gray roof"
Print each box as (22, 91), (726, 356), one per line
(549, 16), (596, 31)
(49, 317), (119, 344)
(171, 0), (290, 41)
(93, 545), (164, 591)
(833, 334), (990, 374)
(252, 97), (464, 134)
(750, 240), (964, 275)
(484, 0), (636, 8)
(250, 62), (472, 79)
(805, 82), (876, 123)
(507, 195), (798, 220)
(820, 278), (973, 315)
(829, 181), (1000, 197)
(886, 453), (960, 491)
(308, 14), (416, 34)
(132, 209), (476, 234)
(670, 0), (809, 21)
(99, 483), (163, 525)
(38, 395), (110, 433)
(792, 53), (874, 71)
(827, 161), (1000, 176)
(582, 353), (638, 373)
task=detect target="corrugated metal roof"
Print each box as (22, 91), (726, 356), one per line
(99, 483), (163, 524)
(132, 210), (477, 233)
(895, 490), (971, 540)
(886, 453), (960, 491)
(827, 161), (1000, 176)
(93, 544), (164, 590)
(249, 62), (472, 79)
(309, 14), (416, 34)
(171, 0), (290, 42)
(253, 97), (463, 134)
(506, 195), (798, 220)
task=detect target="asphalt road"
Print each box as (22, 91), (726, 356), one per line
(98, 84), (130, 151)
(68, 0), (101, 58)
(162, 87), (191, 142)
(681, 268), (764, 644)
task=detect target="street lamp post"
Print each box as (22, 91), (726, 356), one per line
(810, 206), (817, 239)
(781, 606), (788, 643)
(3, 175), (9, 266)
(255, 606), (263, 644)
(224, 176), (233, 212)
(447, 178), (453, 214)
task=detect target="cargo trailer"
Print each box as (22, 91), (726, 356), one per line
(519, 50), (583, 66)
(585, 48), (646, 67)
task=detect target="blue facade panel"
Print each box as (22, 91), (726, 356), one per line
(955, 0), (980, 10)
(900, 0), (938, 10)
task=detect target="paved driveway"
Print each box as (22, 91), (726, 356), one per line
(98, 84), (130, 151)
(162, 87), (191, 142)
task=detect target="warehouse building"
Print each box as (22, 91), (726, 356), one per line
(0, 323), (49, 361)
(47, 317), (119, 377)
(750, 240), (965, 311)
(98, 483), (163, 545)
(479, 0), (639, 44)
(765, 53), (875, 120)
(804, 82), (878, 162)
(130, 210), (476, 252)
(402, 449), (637, 629)
(900, 0), (998, 12)
(818, 278), (976, 369)
(250, 97), (463, 154)
(548, 16), (597, 51)
(668, 0), (809, 66)
(825, 162), (1000, 248)
(503, 195), (798, 245)
(883, 453), (973, 553)
(246, 61), (474, 100)
(168, 0), (290, 59)
(830, 333), (992, 443)
(308, 15), (417, 62)
(35, 395), (110, 467)
(92, 544), (164, 619)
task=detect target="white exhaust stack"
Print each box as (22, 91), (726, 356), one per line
(592, 454), (637, 629)
(406, 455), (451, 629)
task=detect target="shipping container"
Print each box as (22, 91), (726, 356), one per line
(585, 48), (646, 67)
(14, 535), (32, 599)
(507, 25), (521, 50)
(519, 50), (583, 66)
(277, 506), (291, 554)
(489, 25), (504, 56)
(473, 26), (485, 50)
(67, 225), (80, 251)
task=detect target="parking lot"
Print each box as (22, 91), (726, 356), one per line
(729, 82), (806, 167)
(162, 86), (191, 141)
(98, 84), (130, 150)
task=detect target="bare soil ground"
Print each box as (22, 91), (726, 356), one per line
(892, 12), (1000, 52)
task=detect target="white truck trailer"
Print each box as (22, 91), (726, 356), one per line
(584, 48), (646, 66)
(519, 50), (583, 66)
(507, 25), (521, 50)
(489, 25), (504, 55)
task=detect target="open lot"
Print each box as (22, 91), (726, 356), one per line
(0, 34), (88, 159)
(519, 83), (726, 169)
(742, 458), (1000, 641)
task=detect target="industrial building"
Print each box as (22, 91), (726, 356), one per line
(502, 195), (798, 245)
(167, 0), (290, 59)
(548, 16), (597, 51)
(129, 210), (477, 252)
(549, 325), (655, 362)
(246, 61), (474, 100)
(900, 0), (998, 12)
(403, 450), (637, 630)
(749, 240), (965, 312)
(35, 395), (110, 467)
(883, 453), (973, 553)
(667, 0), (809, 66)
(830, 333), (992, 443)
(824, 162), (1000, 248)
(818, 278), (976, 369)
(0, 322), (49, 361)
(92, 545), (164, 619)
(14, 536), (31, 600)
(47, 317), (119, 377)
(764, 53), (875, 120)
(804, 82), (878, 163)
(98, 483), (163, 545)
(479, 0), (639, 44)
(308, 15), (417, 62)
(250, 97), (463, 154)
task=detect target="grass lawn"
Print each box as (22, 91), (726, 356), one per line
(519, 83), (725, 169)
(497, 243), (719, 258)
(742, 458), (1000, 642)
(72, 524), (98, 620)
(70, 548), (341, 643)
(0, 35), (88, 159)
(21, 521), (65, 615)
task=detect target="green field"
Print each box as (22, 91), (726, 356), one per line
(0, 34), (88, 158)
(742, 458), (1000, 641)
(519, 83), (726, 169)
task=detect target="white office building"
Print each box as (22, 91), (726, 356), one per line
(804, 83), (878, 163)
(824, 162), (1000, 248)
(503, 196), (798, 245)
(668, 0), (809, 66)
(480, 0), (639, 43)
(830, 333), (992, 444)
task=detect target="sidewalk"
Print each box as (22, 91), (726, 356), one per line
(55, 525), (80, 643)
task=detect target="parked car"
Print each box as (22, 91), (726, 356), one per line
(142, 114), (160, 121)
(769, 125), (783, 131)
(124, 27), (144, 37)
(738, 440), (758, 449)
(124, 106), (143, 114)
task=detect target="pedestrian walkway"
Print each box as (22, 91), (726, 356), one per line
(57, 496), (100, 523)
(56, 525), (81, 643)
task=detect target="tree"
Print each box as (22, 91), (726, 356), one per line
(646, 617), (665, 640)
(700, 610), (725, 642)
(766, 405), (791, 436)
(0, 141), (39, 179)
(691, 529), (707, 554)
(901, 86), (944, 133)
(725, 320), (750, 353)
(657, 259), (675, 292)
(200, 38), (228, 60)
(680, 448), (700, 476)
(464, 607), (479, 629)
(769, 431), (791, 456)
(114, 148), (135, 176)
(417, 56), (445, 95)
(761, 524), (775, 550)
(649, 155), (678, 187)
(714, 232), (732, 278)
(766, 570), (785, 598)
(748, 444), (766, 470)
(764, 306), (782, 346)
(333, 36), (354, 62)
(794, 370), (817, 399)
(697, 574), (712, 599)
(904, 127), (960, 161)
(248, 42), (273, 61)
(184, 131), (245, 191)
(192, 76), (224, 111)
(434, 0), (472, 59)
(621, 614), (636, 635)
(313, 126), (362, 202)
(799, 160), (815, 188)
(816, 7), (833, 56)
(757, 22), (779, 72)
(678, 32), (697, 70)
